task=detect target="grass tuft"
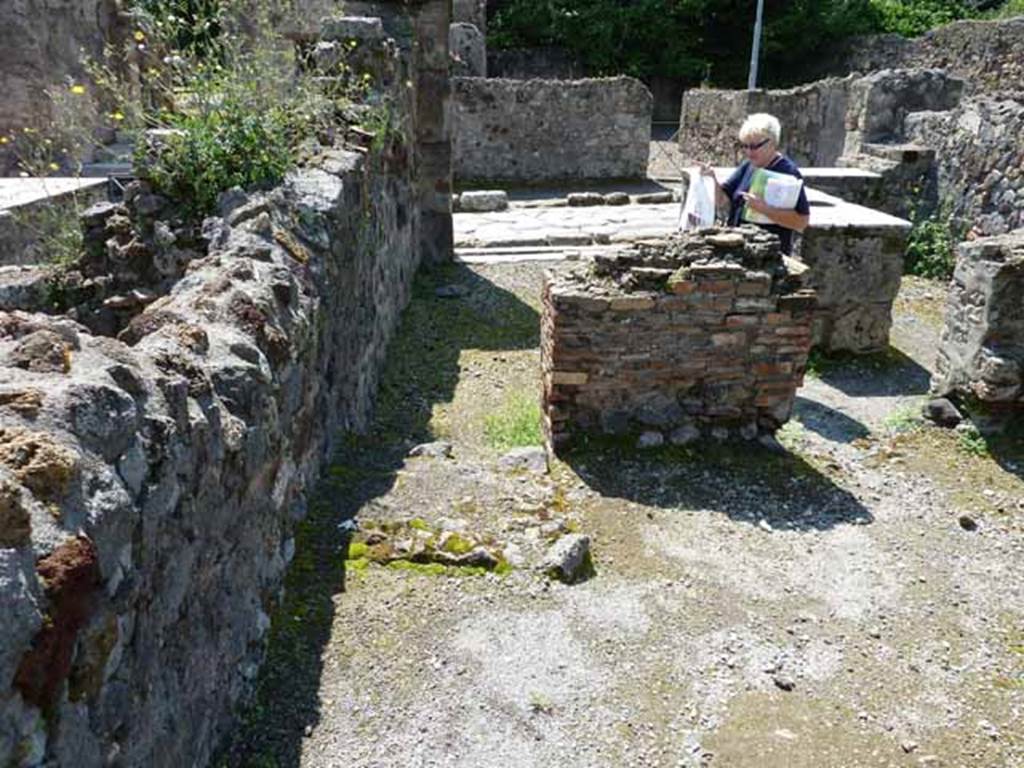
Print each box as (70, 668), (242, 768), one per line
(483, 389), (543, 451)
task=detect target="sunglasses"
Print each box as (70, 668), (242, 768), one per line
(738, 138), (770, 151)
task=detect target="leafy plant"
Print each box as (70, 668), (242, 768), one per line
(869, 0), (974, 36)
(905, 207), (960, 280)
(957, 423), (990, 456)
(881, 403), (923, 434)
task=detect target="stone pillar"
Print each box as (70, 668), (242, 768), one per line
(799, 221), (909, 354)
(410, 0), (454, 265)
(933, 230), (1024, 407)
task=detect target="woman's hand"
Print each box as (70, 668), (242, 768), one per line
(739, 191), (769, 214)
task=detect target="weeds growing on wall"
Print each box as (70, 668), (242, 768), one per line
(9, 0), (382, 226)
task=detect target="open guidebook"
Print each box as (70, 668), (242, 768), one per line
(742, 167), (803, 225)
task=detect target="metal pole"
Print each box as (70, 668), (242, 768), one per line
(747, 0), (764, 90)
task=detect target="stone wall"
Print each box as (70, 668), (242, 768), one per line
(0, 6), (451, 766)
(452, 76), (652, 183)
(904, 93), (1024, 237)
(821, 17), (1024, 95)
(932, 229), (1024, 406)
(678, 69), (963, 168)
(679, 77), (853, 168)
(0, 0), (126, 172)
(541, 228), (816, 453)
(0, 147), (419, 768)
(798, 206), (910, 353)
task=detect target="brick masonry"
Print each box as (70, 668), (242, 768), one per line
(541, 228), (816, 453)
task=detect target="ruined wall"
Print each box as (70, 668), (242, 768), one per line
(679, 77), (853, 168)
(452, 76), (652, 182)
(0, 5), (452, 765)
(0, 146), (419, 768)
(821, 17), (1024, 95)
(678, 69), (963, 168)
(0, 0), (125, 171)
(905, 93), (1024, 237)
(933, 229), (1024, 406)
(799, 215), (909, 353)
(541, 228), (816, 452)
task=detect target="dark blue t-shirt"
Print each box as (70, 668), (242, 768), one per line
(721, 154), (810, 255)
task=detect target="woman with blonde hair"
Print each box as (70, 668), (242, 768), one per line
(700, 113), (810, 254)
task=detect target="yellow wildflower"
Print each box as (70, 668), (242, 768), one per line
(134, 30), (146, 42)
(0, 136), (8, 145)
(111, 111), (125, 121)
(48, 162), (60, 172)
(70, 84), (87, 95)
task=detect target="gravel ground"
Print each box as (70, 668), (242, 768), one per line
(221, 263), (1024, 768)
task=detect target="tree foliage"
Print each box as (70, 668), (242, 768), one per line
(489, 0), (1007, 86)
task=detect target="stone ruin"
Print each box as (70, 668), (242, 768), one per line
(541, 228), (816, 453)
(933, 229), (1024, 407)
(798, 190), (911, 353)
(0, 4), (454, 766)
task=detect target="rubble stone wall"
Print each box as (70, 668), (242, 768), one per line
(0, 3), (452, 764)
(905, 93), (1024, 237)
(821, 17), (1024, 95)
(679, 69), (963, 168)
(0, 146), (420, 768)
(452, 77), (652, 182)
(541, 228), (816, 453)
(933, 229), (1024, 406)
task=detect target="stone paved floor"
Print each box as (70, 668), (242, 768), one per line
(454, 182), (908, 255)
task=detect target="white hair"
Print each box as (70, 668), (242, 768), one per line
(739, 113), (781, 144)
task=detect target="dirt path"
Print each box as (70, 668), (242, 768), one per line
(221, 264), (1024, 768)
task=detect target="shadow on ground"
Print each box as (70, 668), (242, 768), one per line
(217, 262), (539, 767)
(808, 346), (931, 397)
(561, 438), (873, 532)
(973, 407), (1024, 482)
(794, 395), (871, 443)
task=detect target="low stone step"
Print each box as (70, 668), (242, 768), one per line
(79, 162), (133, 178)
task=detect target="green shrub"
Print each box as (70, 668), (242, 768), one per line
(905, 209), (959, 280)
(868, 0), (974, 37)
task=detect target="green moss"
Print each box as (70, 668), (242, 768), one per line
(347, 541), (369, 559)
(442, 532), (475, 555)
(408, 517), (430, 531)
(345, 557), (370, 572)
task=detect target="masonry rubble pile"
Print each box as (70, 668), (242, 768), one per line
(0, 5), (453, 765)
(933, 229), (1024, 407)
(541, 228), (816, 453)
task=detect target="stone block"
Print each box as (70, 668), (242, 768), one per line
(320, 16), (386, 43)
(449, 23), (485, 77)
(459, 190), (508, 212)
